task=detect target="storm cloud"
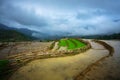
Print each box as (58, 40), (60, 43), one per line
(0, 0), (120, 36)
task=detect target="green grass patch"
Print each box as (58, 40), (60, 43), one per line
(70, 39), (86, 48)
(66, 39), (76, 49)
(0, 60), (9, 74)
(59, 39), (67, 47)
(58, 38), (86, 50)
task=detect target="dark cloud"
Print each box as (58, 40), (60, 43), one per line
(0, 0), (120, 36)
(0, 1), (48, 27)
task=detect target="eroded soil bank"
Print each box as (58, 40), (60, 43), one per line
(9, 40), (109, 80)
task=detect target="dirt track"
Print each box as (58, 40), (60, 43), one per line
(9, 40), (111, 80)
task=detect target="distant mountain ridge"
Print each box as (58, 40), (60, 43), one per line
(81, 33), (120, 40)
(0, 23), (120, 41)
(0, 23), (34, 36)
(0, 23), (35, 42)
(0, 23), (55, 41)
(0, 23), (68, 41)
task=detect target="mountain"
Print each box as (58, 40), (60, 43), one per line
(81, 33), (120, 40)
(0, 23), (55, 41)
(0, 23), (34, 36)
(0, 23), (51, 41)
(0, 23), (119, 41)
(0, 23), (12, 30)
(0, 23), (79, 41)
(0, 24), (34, 42)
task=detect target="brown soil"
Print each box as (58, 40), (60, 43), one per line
(1, 40), (119, 80)
(9, 40), (109, 80)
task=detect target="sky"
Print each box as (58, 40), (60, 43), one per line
(0, 0), (120, 37)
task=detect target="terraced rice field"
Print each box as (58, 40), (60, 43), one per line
(58, 38), (86, 50)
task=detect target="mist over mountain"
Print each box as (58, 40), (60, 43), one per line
(0, 24), (32, 42)
(0, 23), (69, 40)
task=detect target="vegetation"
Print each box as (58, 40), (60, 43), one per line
(0, 29), (32, 42)
(59, 39), (67, 47)
(58, 38), (86, 50)
(66, 39), (76, 49)
(0, 60), (9, 74)
(70, 39), (86, 48)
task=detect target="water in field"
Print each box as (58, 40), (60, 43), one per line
(9, 41), (109, 80)
(81, 41), (120, 80)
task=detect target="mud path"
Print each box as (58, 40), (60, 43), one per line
(9, 40), (109, 80)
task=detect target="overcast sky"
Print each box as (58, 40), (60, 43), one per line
(0, 0), (120, 36)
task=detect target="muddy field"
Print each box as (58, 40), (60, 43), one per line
(0, 42), (52, 59)
(0, 40), (120, 80)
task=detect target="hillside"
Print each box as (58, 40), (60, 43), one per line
(0, 23), (51, 41)
(0, 23), (37, 42)
(0, 29), (32, 42)
(81, 33), (120, 40)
